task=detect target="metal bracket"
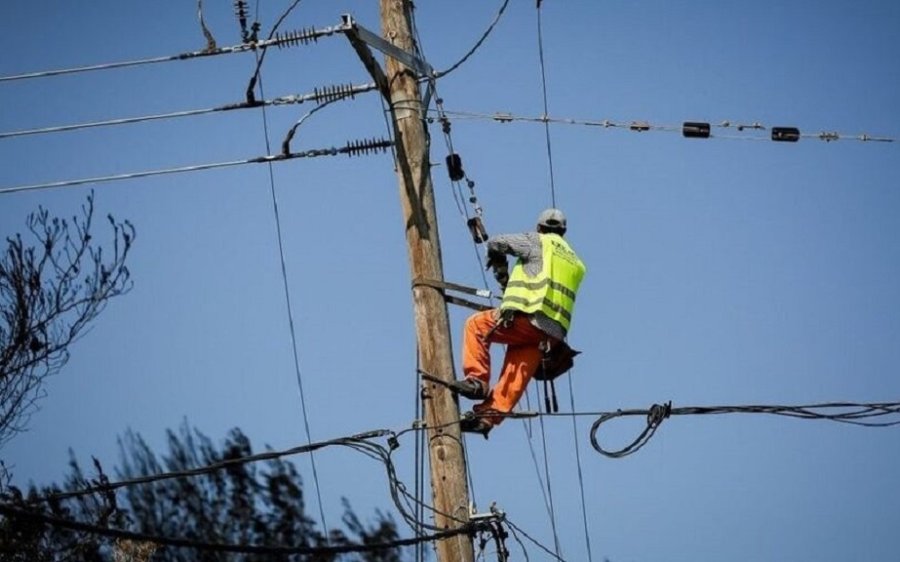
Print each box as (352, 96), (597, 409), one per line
(342, 14), (433, 77)
(470, 501), (506, 523)
(341, 14), (434, 108)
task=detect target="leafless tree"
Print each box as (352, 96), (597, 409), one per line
(0, 193), (134, 448)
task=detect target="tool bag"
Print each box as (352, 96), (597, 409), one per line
(535, 340), (581, 413)
(534, 339), (580, 381)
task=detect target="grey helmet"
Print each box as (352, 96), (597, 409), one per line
(537, 208), (567, 233)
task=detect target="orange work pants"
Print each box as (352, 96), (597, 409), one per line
(462, 309), (548, 426)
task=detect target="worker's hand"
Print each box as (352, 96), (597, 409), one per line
(493, 264), (509, 289)
(485, 250), (507, 271)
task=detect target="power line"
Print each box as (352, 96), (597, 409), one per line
(0, 138), (393, 196)
(430, 109), (897, 144)
(0, 82), (378, 140)
(589, 401), (900, 459)
(0, 21), (350, 83)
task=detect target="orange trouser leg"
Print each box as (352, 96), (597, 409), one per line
(461, 309), (498, 389)
(462, 311), (547, 426)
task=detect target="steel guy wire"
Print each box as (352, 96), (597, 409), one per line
(252, 39), (330, 541)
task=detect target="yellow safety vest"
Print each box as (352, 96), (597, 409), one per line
(500, 233), (586, 332)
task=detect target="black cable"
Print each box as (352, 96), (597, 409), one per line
(590, 401), (900, 459)
(0, 502), (478, 556)
(435, 0), (510, 78)
(21, 430), (391, 505)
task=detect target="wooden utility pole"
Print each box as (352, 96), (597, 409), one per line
(380, 1), (475, 561)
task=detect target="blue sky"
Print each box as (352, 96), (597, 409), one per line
(1, 1), (899, 560)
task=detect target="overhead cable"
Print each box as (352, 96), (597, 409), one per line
(435, 0), (510, 78)
(0, 82), (378, 140)
(21, 430), (392, 504)
(0, 501), (482, 556)
(589, 401), (900, 459)
(0, 21), (349, 84)
(0, 137), (393, 196)
(430, 109), (896, 144)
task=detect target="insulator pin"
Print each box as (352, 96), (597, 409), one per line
(313, 84), (357, 104)
(343, 137), (393, 157)
(446, 153), (465, 182)
(682, 122), (710, 139)
(772, 127), (800, 142)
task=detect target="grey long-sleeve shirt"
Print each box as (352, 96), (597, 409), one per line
(487, 231), (567, 341)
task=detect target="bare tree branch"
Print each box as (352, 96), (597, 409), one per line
(0, 192), (134, 448)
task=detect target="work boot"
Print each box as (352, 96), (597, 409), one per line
(459, 414), (492, 439)
(447, 377), (486, 400)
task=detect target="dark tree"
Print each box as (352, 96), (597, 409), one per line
(0, 424), (412, 562)
(0, 193), (134, 448)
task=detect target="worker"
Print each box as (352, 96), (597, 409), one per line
(450, 208), (586, 437)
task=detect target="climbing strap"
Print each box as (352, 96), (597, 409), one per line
(412, 277), (495, 312)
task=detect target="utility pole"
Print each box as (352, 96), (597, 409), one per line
(379, 2), (475, 561)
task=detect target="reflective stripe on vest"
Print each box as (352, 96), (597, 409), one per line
(500, 233), (586, 332)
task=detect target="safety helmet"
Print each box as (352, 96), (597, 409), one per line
(537, 208), (567, 232)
